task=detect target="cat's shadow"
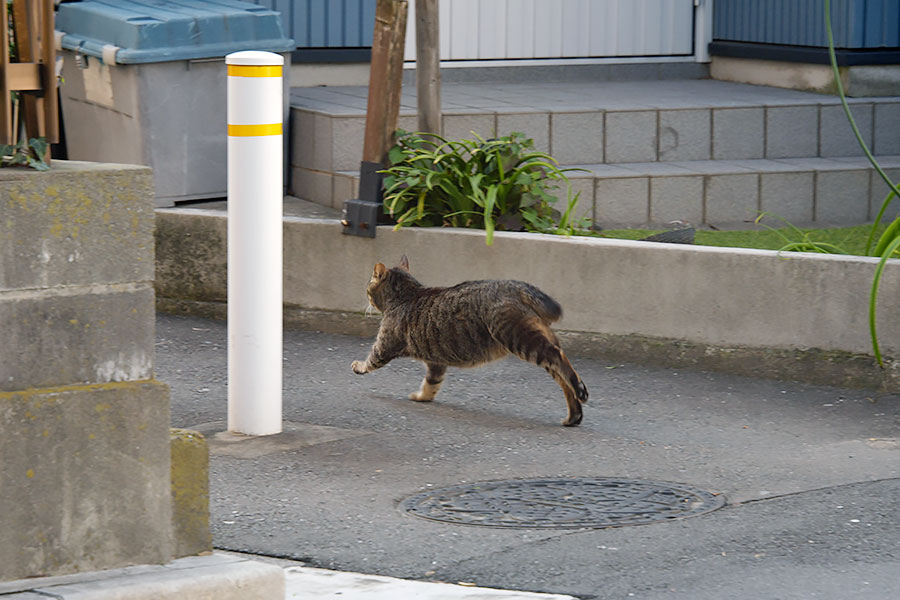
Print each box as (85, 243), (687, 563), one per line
(366, 392), (587, 432)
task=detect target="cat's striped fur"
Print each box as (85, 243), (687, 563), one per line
(351, 256), (589, 426)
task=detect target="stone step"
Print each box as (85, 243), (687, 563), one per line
(569, 156), (900, 227)
(289, 80), (900, 176)
(315, 156), (900, 229)
(288, 79), (899, 227)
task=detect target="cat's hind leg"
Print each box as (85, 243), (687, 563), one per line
(492, 318), (588, 426)
(409, 362), (447, 402)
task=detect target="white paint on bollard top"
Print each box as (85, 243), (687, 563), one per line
(226, 50), (284, 436)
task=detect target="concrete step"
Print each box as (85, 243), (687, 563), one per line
(289, 80), (900, 180)
(572, 155), (900, 227)
(304, 156), (900, 229)
(288, 79), (899, 227)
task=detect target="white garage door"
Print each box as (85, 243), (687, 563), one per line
(406, 0), (696, 61)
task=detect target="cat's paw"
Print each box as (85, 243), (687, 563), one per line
(573, 377), (589, 404)
(562, 410), (583, 427)
(408, 392), (433, 402)
(351, 360), (368, 374)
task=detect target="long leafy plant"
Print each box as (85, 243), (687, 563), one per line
(825, 0), (899, 367)
(772, 0), (900, 366)
(381, 130), (588, 245)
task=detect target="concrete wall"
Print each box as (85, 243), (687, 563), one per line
(711, 56), (900, 97)
(0, 162), (173, 581)
(155, 209), (900, 388)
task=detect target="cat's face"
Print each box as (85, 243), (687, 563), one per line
(366, 263), (389, 311)
(365, 256), (411, 311)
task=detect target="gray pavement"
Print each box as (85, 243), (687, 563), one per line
(156, 312), (900, 599)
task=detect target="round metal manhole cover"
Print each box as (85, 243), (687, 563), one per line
(399, 477), (725, 529)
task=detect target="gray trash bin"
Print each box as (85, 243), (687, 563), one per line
(57, 0), (294, 207)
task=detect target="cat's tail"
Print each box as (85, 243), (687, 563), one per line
(520, 283), (563, 323)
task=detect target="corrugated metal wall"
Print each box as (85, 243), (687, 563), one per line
(251, 0), (375, 47)
(714, 0), (900, 48)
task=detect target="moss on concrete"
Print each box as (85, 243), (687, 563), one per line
(170, 428), (212, 559)
(154, 212), (227, 304)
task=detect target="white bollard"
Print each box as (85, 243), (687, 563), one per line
(226, 51), (284, 436)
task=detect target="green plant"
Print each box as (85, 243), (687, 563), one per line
(0, 137), (49, 170)
(381, 130), (589, 245)
(823, 0), (900, 367)
(754, 212), (851, 254)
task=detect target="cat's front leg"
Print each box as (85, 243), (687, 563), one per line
(350, 360), (370, 374)
(351, 334), (402, 375)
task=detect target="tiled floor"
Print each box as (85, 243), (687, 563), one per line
(290, 78), (891, 116)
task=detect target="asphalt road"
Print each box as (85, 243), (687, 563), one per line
(156, 312), (900, 600)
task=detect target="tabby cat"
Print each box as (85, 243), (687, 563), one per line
(350, 256), (589, 426)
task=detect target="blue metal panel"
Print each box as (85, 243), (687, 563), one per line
(328, 0), (344, 46)
(309, 0), (326, 46)
(714, 0), (900, 49)
(865, 0), (900, 45)
(250, 0), (375, 48)
(293, 0), (309, 47)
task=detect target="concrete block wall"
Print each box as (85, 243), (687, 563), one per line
(0, 162), (173, 581)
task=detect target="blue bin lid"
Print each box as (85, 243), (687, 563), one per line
(57, 0), (295, 64)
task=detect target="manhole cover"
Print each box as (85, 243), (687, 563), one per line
(399, 477), (725, 529)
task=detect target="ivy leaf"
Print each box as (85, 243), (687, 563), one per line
(26, 156), (50, 171)
(29, 138), (48, 159)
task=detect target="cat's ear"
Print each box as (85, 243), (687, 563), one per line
(399, 255), (410, 271)
(373, 263), (387, 279)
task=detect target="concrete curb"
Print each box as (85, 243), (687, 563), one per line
(284, 566), (577, 599)
(1, 553), (284, 599)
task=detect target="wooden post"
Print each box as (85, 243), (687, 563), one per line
(1, 1), (12, 144)
(361, 0), (408, 165)
(13, 0), (40, 142)
(40, 0), (58, 146)
(4, 0), (58, 156)
(415, 0), (441, 136)
(343, 0), (408, 238)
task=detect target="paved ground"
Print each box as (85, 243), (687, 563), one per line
(157, 313), (900, 600)
(289, 78), (874, 116)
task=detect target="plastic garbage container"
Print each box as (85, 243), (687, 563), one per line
(56, 0), (294, 207)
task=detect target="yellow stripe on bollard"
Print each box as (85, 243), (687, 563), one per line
(227, 65), (282, 78)
(227, 123), (283, 137)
